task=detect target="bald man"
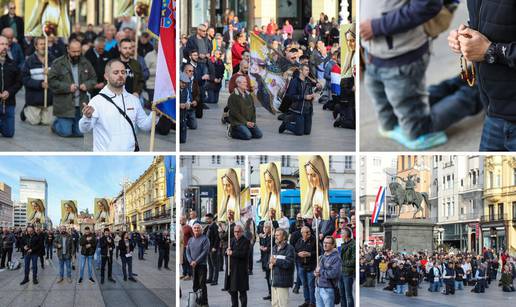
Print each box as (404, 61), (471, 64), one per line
(1, 27), (23, 69)
(79, 59), (154, 151)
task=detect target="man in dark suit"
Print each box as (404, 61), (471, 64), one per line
(84, 36), (111, 97)
(0, 2), (24, 51)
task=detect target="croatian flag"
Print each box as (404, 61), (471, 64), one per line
(371, 186), (386, 224)
(330, 63), (341, 96)
(148, 0), (176, 121)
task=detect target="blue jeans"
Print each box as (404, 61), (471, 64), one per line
(121, 255), (133, 279)
(340, 273), (354, 307)
(23, 254), (38, 280)
(315, 287), (334, 307)
(455, 280), (464, 290)
(95, 247), (101, 269)
(396, 284), (407, 294)
(138, 245), (145, 259)
(59, 258), (72, 278)
(0, 105), (15, 137)
(52, 107), (83, 137)
(186, 109), (197, 129)
(284, 112), (312, 135)
(365, 53), (432, 139)
(206, 87), (221, 104)
(429, 281), (439, 292)
(231, 124), (263, 140)
(299, 266), (315, 304)
(79, 254), (93, 279)
(295, 262), (302, 288)
(479, 115), (516, 151)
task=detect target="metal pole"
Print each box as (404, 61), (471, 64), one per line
(43, 33), (48, 109)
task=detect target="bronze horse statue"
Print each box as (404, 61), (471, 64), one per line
(389, 182), (429, 218)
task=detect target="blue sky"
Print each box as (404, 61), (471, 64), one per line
(0, 156), (165, 225)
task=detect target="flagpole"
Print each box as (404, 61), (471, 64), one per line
(149, 109), (157, 151)
(43, 32), (48, 109)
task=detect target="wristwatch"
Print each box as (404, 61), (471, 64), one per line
(485, 43), (497, 64)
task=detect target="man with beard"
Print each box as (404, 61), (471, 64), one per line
(117, 38), (144, 97)
(21, 36), (53, 125)
(79, 59), (153, 151)
(54, 226), (73, 283)
(49, 39), (96, 138)
(99, 228), (116, 284)
(225, 224), (250, 307)
(0, 34), (21, 137)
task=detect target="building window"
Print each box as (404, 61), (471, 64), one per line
(498, 203), (504, 219)
(236, 155), (245, 165)
(260, 155), (268, 164)
(489, 172), (493, 188)
(281, 156), (291, 167)
(513, 168), (516, 185)
(513, 202), (516, 220)
(345, 156), (353, 169)
(192, 156), (196, 164)
(472, 172), (477, 185)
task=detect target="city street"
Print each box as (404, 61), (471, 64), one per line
(359, 4), (484, 151)
(180, 244), (306, 306)
(0, 246), (174, 307)
(180, 89), (355, 152)
(360, 280), (514, 307)
(0, 89), (174, 152)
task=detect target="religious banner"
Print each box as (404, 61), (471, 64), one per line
(299, 155), (330, 220)
(340, 23), (356, 79)
(61, 200), (78, 225)
(27, 198), (46, 225)
(94, 198), (111, 224)
(24, 0), (71, 38)
(259, 162), (281, 221)
(217, 168), (241, 222)
(249, 32), (288, 114)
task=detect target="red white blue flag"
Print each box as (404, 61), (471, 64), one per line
(148, 0), (176, 121)
(330, 63), (341, 96)
(372, 186), (385, 224)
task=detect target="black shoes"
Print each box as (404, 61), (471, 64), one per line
(20, 279), (29, 285)
(78, 278), (83, 283)
(279, 121), (286, 133)
(108, 278), (116, 283)
(33, 279), (39, 285)
(128, 277), (137, 282)
(292, 287), (299, 294)
(263, 295), (271, 300)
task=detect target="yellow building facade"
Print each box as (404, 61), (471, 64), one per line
(482, 156), (516, 254)
(125, 156), (171, 233)
(396, 155), (431, 218)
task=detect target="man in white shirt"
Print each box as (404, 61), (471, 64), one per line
(79, 59), (153, 151)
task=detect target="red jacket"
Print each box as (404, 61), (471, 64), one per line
(231, 42), (247, 68)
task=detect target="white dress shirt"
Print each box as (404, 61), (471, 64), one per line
(79, 86), (153, 151)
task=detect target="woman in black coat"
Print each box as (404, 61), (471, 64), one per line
(119, 232), (137, 282)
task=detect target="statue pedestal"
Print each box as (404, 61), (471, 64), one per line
(384, 218), (434, 253)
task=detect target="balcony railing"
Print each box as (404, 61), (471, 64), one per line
(480, 213), (508, 223)
(142, 210), (171, 221)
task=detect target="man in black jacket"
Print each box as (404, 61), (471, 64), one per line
(270, 228), (295, 307)
(84, 36), (111, 97)
(0, 3), (24, 51)
(295, 226), (316, 307)
(225, 224), (250, 307)
(21, 36), (53, 125)
(279, 65), (320, 136)
(0, 35), (21, 137)
(448, 0), (516, 150)
(99, 228), (116, 284)
(20, 225), (43, 285)
(157, 230), (171, 270)
(78, 227), (97, 283)
(204, 213), (220, 285)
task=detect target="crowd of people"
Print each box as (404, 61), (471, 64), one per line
(0, 2), (173, 151)
(180, 207), (356, 307)
(360, 246), (516, 297)
(0, 224), (171, 285)
(179, 10), (356, 143)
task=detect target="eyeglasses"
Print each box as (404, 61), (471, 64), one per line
(234, 230), (242, 233)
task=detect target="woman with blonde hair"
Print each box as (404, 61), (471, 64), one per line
(302, 156), (330, 219)
(219, 168), (241, 222)
(261, 162), (281, 220)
